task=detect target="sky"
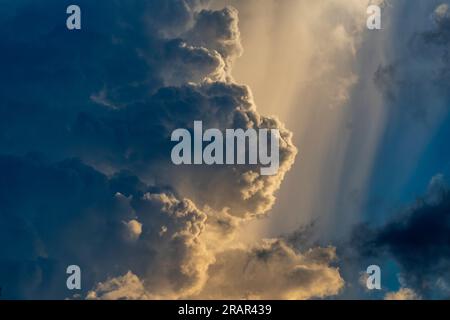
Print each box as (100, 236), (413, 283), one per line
(0, 0), (450, 300)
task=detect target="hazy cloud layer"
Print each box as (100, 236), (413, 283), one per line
(374, 1), (450, 122)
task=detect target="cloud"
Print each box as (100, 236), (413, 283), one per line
(0, 154), (211, 299)
(384, 288), (421, 300)
(353, 174), (450, 299)
(0, 0), (345, 300)
(72, 81), (297, 219)
(87, 272), (150, 300)
(193, 239), (343, 300)
(88, 238), (343, 300)
(123, 219), (143, 242)
(1, 0), (297, 219)
(374, 2), (450, 121)
(184, 6), (243, 74)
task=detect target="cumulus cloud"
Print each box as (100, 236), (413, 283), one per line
(184, 6), (243, 74)
(88, 238), (344, 300)
(72, 81), (297, 218)
(87, 272), (150, 300)
(0, 0), (346, 300)
(123, 219), (143, 242)
(384, 288), (421, 300)
(194, 239), (343, 300)
(0, 154), (211, 299)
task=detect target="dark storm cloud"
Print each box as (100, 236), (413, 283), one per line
(0, 154), (213, 299)
(0, 0), (218, 299)
(353, 175), (450, 298)
(0, 154), (195, 298)
(0, 0), (223, 158)
(0, 0), (297, 218)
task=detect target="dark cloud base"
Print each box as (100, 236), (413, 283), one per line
(352, 175), (450, 299)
